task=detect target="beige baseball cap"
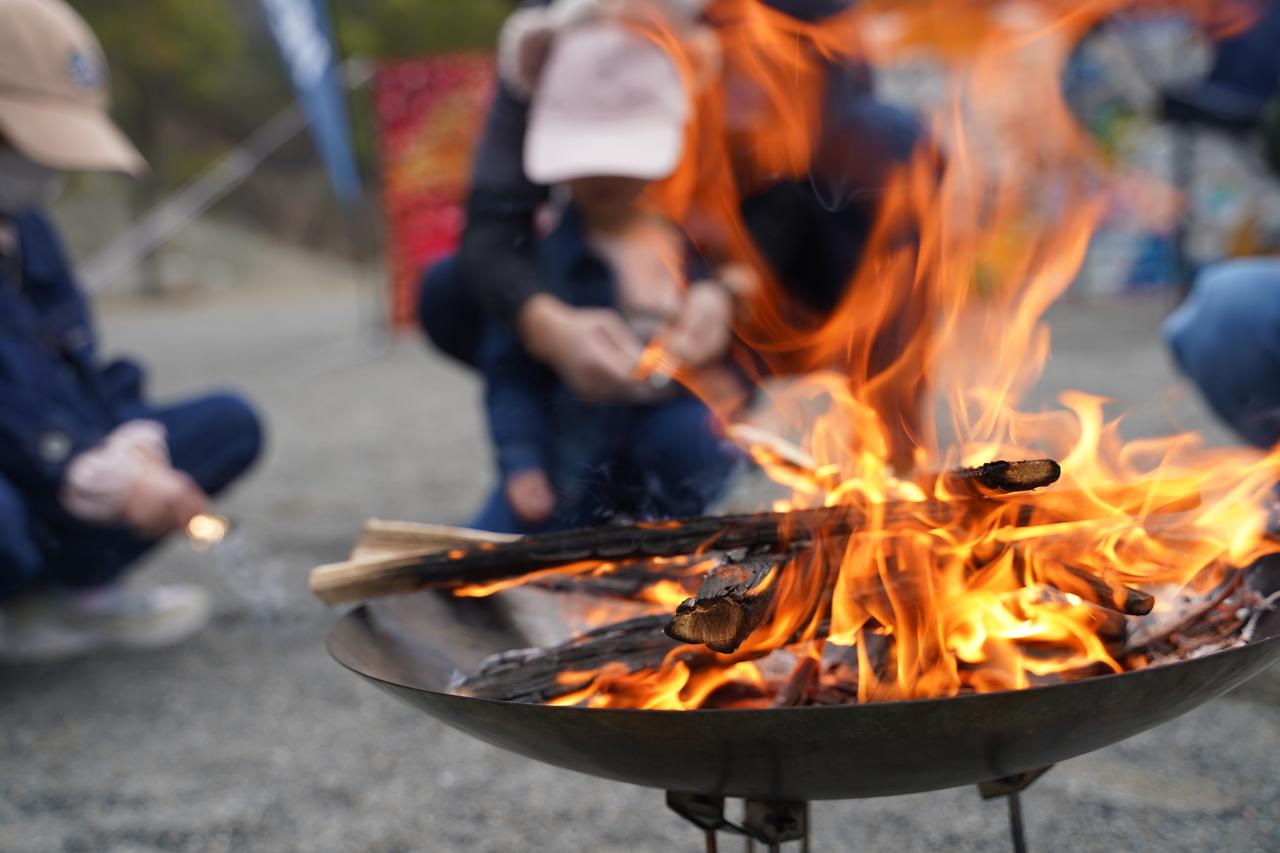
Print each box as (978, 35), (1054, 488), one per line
(0, 0), (145, 174)
(525, 21), (690, 185)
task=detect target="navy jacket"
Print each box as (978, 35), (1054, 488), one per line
(480, 208), (709, 480)
(0, 211), (148, 518)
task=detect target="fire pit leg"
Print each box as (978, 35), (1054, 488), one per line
(742, 799), (809, 852)
(666, 792), (727, 853)
(666, 793), (810, 852)
(977, 766), (1053, 853)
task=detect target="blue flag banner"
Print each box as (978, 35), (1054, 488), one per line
(260, 0), (361, 205)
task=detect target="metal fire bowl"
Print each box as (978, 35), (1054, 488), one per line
(327, 571), (1280, 802)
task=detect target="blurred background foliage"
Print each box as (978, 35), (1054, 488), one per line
(68, 0), (512, 258)
(76, 0), (511, 183)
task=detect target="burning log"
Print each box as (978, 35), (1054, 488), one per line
(532, 558), (703, 600)
(1042, 564), (1155, 616)
(665, 554), (783, 653)
(941, 459), (1061, 497)
(310, 471), (1199, 605)
(455, 615), (685, 704)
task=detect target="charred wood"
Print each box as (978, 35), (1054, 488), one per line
(455, 615), (684, 704)
(665, 554), (783, 653)
(941, 459), (1061, 497)
(1042, 564), (1155, 616)
(311, 474), (1200, 605)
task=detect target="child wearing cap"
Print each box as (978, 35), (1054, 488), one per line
(470, 18), (747, 532)
(0, 0), (262, 661)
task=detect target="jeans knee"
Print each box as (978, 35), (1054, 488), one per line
(206, 392), (265, 473)
(417, 255), (484, 366)
(1165, 259), (1280, 381)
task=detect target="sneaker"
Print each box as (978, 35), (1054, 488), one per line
(0, 583), (212, 664)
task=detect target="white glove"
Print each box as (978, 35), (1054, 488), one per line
(61, 420), (169, 523)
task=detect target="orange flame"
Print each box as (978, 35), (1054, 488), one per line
(465, 0), (1280, 707)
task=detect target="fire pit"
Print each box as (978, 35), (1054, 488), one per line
(327, 563), (1279, 850)
(315, 486), (1280, 850)
(313, 2), (1280, 848)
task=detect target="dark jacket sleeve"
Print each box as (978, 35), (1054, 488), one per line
(478, 323), (556, 478)
(0, 213), (138, 506)
(458, 15), (550, 322)
(0, 380), (102, 508)
(457, 0), (858, 322)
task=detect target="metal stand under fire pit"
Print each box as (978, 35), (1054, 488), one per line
(668, 766), (1051, 852)
(667, 792), (810, 852)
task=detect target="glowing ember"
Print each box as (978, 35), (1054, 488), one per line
(186, 513), (231, 551)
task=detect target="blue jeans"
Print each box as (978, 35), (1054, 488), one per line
(0, 392), (264, 601)
(1165, 259), (1280, 448)
(469, 395), (741, 535)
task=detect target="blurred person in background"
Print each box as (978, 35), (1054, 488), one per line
(471, 18), (746, 533)
(0, 0), (263, 662)
(419, 0), (923, 405)
(1165, 257), (1280, 450)
(1163, 1), (1280, 451)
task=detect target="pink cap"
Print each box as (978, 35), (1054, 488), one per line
(525, 22), (690, 185)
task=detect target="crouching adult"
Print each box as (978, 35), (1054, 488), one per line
(1165, 258), (1280, 449)
(0, 0), (263, 662)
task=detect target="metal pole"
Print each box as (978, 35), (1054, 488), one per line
(1007, 791), (1027, 853)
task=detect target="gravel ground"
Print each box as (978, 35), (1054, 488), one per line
(0, 273), (1276, 852)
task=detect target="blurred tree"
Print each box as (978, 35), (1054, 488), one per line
(69, 0), (513, 270)
(332, 0), (514, 57)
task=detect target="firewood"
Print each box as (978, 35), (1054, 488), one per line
(349, 520), (518, 561)
(665, 554), (783, 653)
(533, 557), (703, 600)
(311, 475), (1200, 605)
(454, 615), (686, 703)
(1042, 564), (1155, 616)
(1017, 586), (1129, 654)
(941, 459), (1061, 497)
(727, 424), (839, 491)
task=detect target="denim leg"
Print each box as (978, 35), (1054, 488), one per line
(625, 397), (743, 519)
(1165, 259), (1280, 448)
(0, 476), (43, 601)
(38, 392), (263, 592)
(155, 392), (264, 497)
(418, 255), (486, 368)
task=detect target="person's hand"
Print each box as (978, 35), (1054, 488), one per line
(660, 281), (735, 370)
(518, 294), (652, 402)
(121, 466), (210, 539)
(505, 468), (556, 525)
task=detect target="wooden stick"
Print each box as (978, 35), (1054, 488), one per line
(349, 520), (518, 561)
(532, 560), (703, 599)
(310, 480), (1200, 605)
(665, 554), (783, 653)
(1042, 564), (1155, 616)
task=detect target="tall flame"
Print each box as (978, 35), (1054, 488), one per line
(486, 0), (1280, 709)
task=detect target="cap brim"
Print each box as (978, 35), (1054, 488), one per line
(0, 93), (146, 175)
(525, 115), (683, 184)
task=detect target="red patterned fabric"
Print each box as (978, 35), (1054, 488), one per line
(374, 55), (496, 326)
